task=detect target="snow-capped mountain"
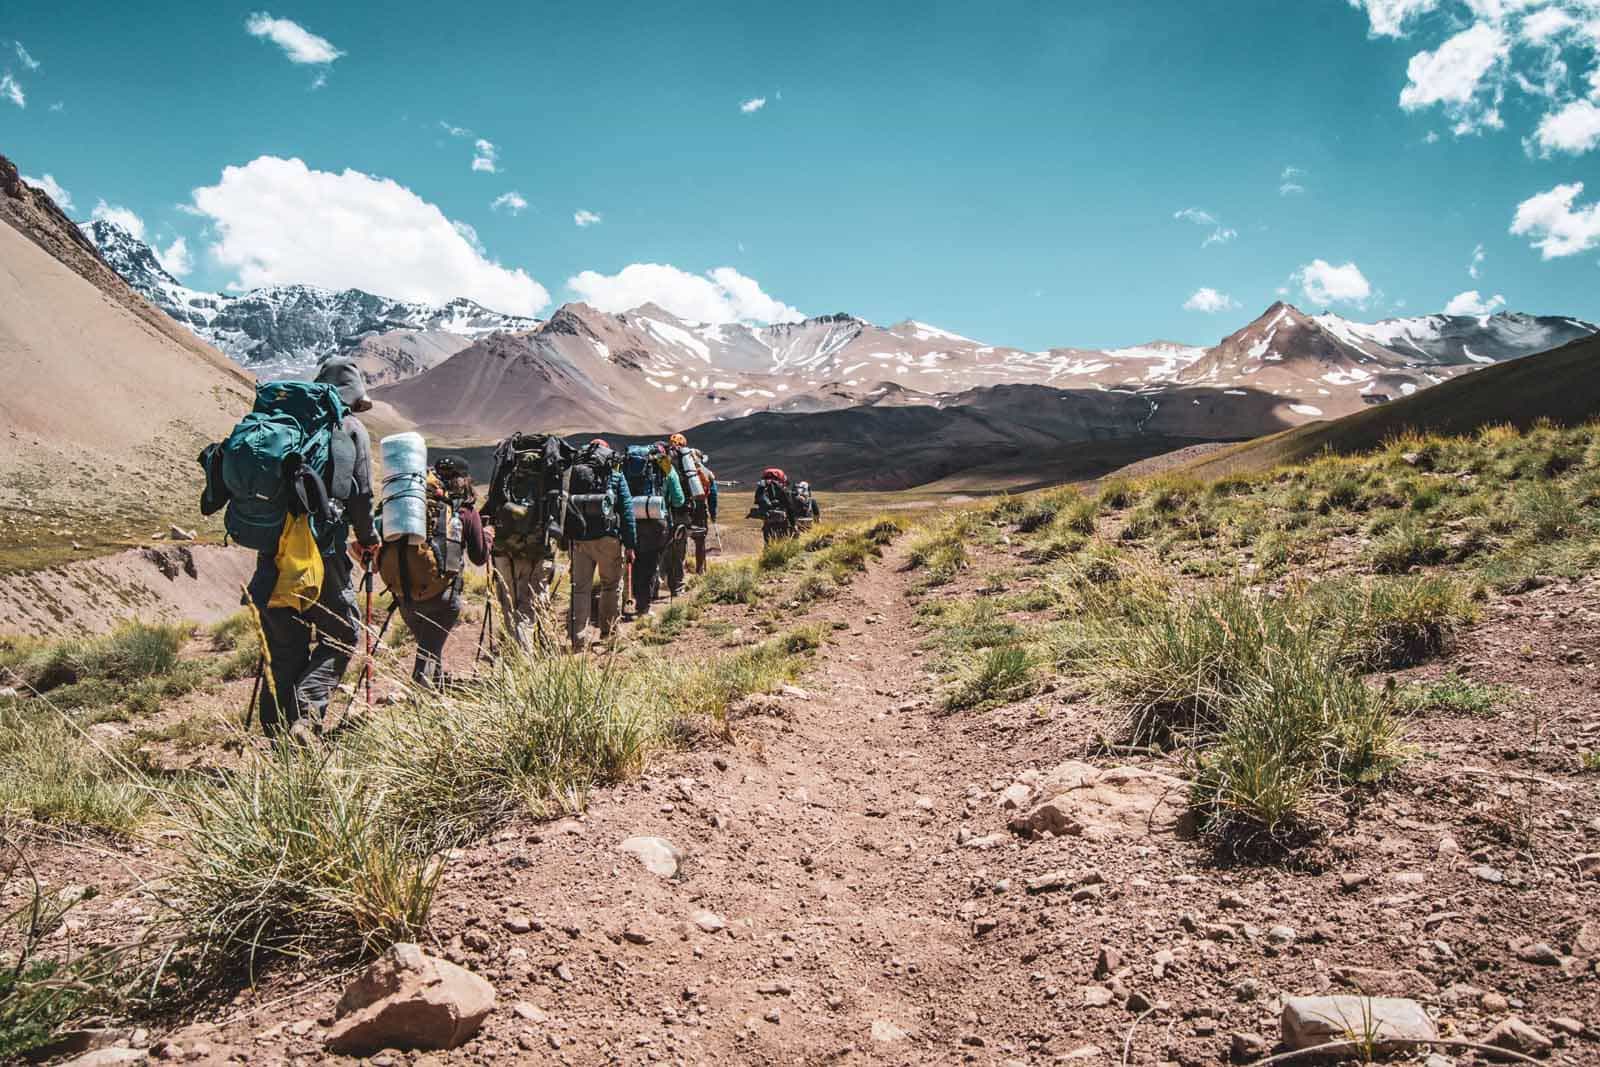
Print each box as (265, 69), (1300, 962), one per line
(1178, 301), (1596, 418)
(376, 297), (1599, 439)
(80, 220), (540, 377)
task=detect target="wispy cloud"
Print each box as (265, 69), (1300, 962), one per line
(48, 100), (63, 112)
(1, 73), (24, 109)
(471, 139), (498, 173)
(21, 173), (72, 211)
(14, 41), (39, 70)
(1510, 182), (1600, 259)
(573, 209), (602, 228)
(491, 191), (528, 215)
(439, 120), (470, 137)
(1173, 207), (1236, 247)
(91, 200), (147, 242)
(245, 12), (344, 64)
(1468, 242), (1485, 278)
(1183, 287), (1239, 313)
(1279, 165), (1306, 196)
(740, 96), (767, 113)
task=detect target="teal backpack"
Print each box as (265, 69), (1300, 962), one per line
(200, 381), (349, 553)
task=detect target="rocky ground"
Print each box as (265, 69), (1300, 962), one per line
(15, 529), (1599, 1067)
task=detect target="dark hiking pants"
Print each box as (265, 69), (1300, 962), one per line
(249, 549), (360, 736)
(399, 585), (462, 686)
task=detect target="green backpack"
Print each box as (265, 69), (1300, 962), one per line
(200, 381), (349, 553)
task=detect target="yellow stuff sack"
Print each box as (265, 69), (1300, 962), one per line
(268, 512), (324, 611)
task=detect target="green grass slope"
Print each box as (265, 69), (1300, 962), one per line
(1180, 332), (1600, 479)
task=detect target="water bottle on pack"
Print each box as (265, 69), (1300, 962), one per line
(379, 432), (428, 543)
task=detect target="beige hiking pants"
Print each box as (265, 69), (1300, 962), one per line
(568, 536), (624, 648)
(493, 551), (552, 652)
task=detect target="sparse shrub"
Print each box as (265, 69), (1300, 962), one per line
(1312, 575), (1479, 670)
(862, 515), (904, 545)
(1096, 478), (1138, 510)
(1516, 482), (1581, 542)
(758, 537), (804, 571)
(702, 561), (760, 604)
(905, 520), (970, 585)
(1368, 520), (1445, 574)
(1394, 673), (1509, 717)
(943, 645), (1035, 712)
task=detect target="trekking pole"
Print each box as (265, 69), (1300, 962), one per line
(362, 558), (375, 710)
(476, 562), (495, 662)
(244, 655), (263, 730)
(243, 588), (280, 734)
(340, 598), (397, 718)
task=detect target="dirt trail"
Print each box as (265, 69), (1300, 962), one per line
(108, 541), (1600, 1064)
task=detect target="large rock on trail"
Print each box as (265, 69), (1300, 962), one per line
(1008, 762), (1196, 840)
(324, 943), (495, 1055)
(1280, 995), (1436, 1053)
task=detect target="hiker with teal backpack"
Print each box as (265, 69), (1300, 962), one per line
(199, 357), (379, 737)
(561, 439), (636, 652)
(621, 442), (685, 618)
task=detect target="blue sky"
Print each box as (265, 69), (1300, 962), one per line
(2, 0), (1598, 350)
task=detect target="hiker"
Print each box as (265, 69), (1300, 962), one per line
(202, 357), (379, 738)
(483, 432), (572, 651)
(793, 480), (821, 528)
(753, 466), (798, 544)
(380, 456), (489, 687)
(562, 438), (636, 651)
(664, 432), (717, 592)
(622, 442), (685, 618)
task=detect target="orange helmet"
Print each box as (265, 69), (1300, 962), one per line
(669, 433), (688, 448)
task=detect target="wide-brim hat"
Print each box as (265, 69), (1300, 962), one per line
(314, 356), (372, 412)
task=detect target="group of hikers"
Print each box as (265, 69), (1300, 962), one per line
(198, 358), (821, 737)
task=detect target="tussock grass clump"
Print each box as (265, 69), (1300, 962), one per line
(165, 743), (442, 971)
(349, 654), (664, 846)
(0, 702), (150, 832)
(1312, 575), (1479, 670)
(1516, 481), (1582, 542)
(943, 645), (1035, 712)
(4, 621), (189, 695)
(1368, 520), (1446, 574)
(1062, 575), (1410, 843)
(758, 536), (805, 572)
(1096, 478), (1139, 510)
(905, 517), (973, 586)
(1395, 673), (1510, 717)
(701, 561), (760, 604)
(661, 630), (816, 723)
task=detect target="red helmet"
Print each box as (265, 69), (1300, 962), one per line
(589, 437), (611, 450)
(762, 467), (787, 484)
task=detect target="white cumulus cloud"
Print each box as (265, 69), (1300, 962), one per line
(1510, 181), (1600, 258)
(1444, 289), (1506, 314)
(14, 40), (40, 70)
(22, 173), (72, 211)
(188, 156), (549, 315)
(1, 73), (23, 108)
(491, 191), (528, 215)
(90, 200), (146, 242)
(573, 209), (602, 227)
(1532, 98), (1600, 155)
(1294, 259), (1373, 306)
(1399, 21), (1509, 131)
(740, 97), (767, 113)
(158, 236), (194, 278)
(567, 263), (803, 324)
(245, 12), (344, 64)
(471, 139), (498, 173)
(1183, 287), (1239, 313)
(1521, 6), (1576, 42)
(1348, 0), (1441, 37)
